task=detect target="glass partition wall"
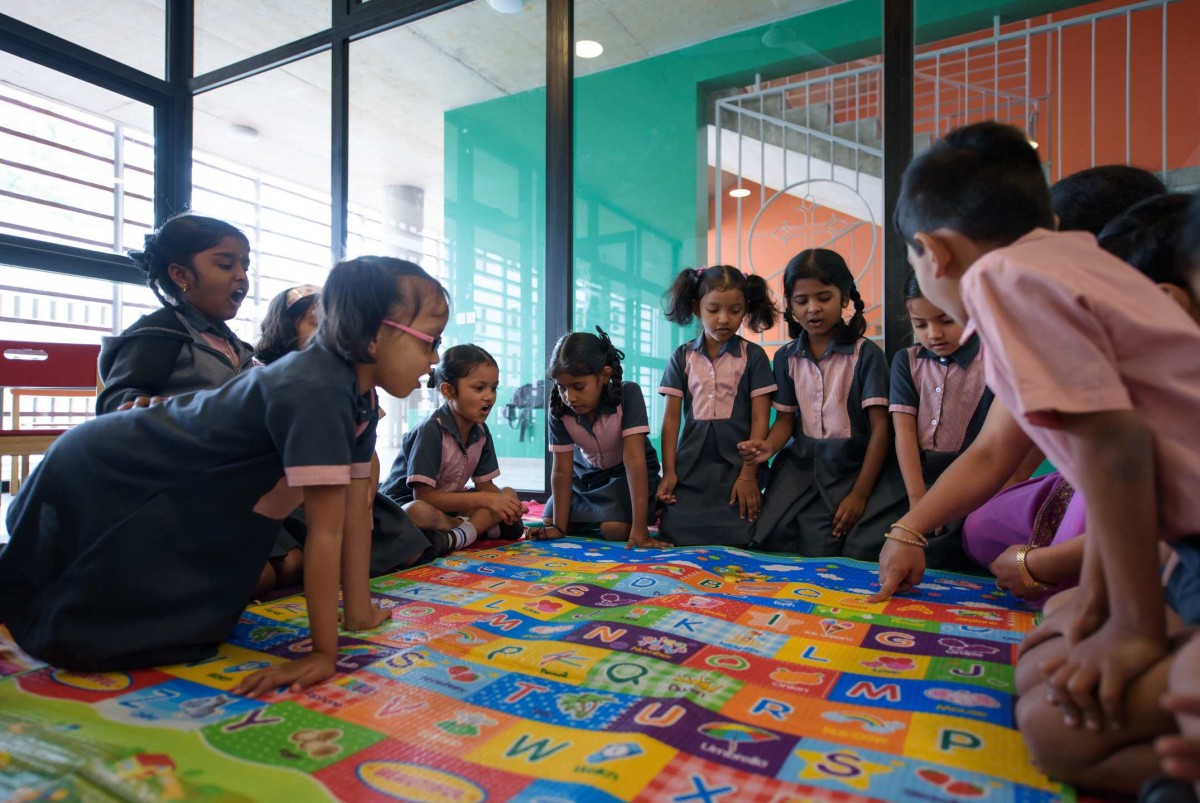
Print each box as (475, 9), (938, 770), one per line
(3, 0), (1194, 492)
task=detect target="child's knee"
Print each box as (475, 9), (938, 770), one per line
(1016, 686), (1094, 783)
(403, 500), (442, 529)
(1015, 635), (1067, 695)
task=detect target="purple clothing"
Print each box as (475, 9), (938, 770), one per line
(962, 470), (1085, 572)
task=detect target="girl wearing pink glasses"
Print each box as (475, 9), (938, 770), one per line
(0, 256), (447, 697)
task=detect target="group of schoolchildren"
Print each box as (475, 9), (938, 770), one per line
(0, 121), (1197, 800)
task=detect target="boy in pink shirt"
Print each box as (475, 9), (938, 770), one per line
(892, 122), (1200, 796)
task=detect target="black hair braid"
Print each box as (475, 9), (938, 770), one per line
(837, 284), (867, 344)
(129, 235), (180, 307)
(663, 267), (704, 326)
(594, 325), (625, 406)
(742, 274), (781, 333)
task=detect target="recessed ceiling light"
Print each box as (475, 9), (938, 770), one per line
(229, 124), (259, 143)
(575, 40), (604, 59)
(729, 187), (751, 198)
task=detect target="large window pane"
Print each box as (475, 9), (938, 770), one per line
(192, 52), (332, 344)
(0, 0), (164, 78)
(351, 2), (546, 490)
(0, 51), (154, 254)
(195, 0), (331, 75)
(572, 0), (884, 441)
(914, 0), (1200, 190)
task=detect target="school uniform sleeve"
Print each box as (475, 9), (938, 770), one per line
(746, 344), (778, 398)
(658, 346), (686, 398)
(963, 261), (1131, 426)
(95, 335), (185, 414)
(772, 343), (799, 413)
(889, 348), (919, 416)
(619, 382), (652, 437)
(350, 402), (379, 480)
(266, 381), (359, 486)
(472, 425), (502, 484)
(547, 411), (575, 454)
(403, 417), (447, 487)
(857, 339), (890, 409)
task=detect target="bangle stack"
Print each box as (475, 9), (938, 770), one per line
(541, 522), (564, 536)
(884, 522), (929, 548)
(1015, 545), (1049, 591)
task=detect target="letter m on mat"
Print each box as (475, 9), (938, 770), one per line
(846, 681), (901, 702)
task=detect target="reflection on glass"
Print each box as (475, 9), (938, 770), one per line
(351, 1), (546, 489)
(0, 0), (164, 77)
(192, 52), (332, 342)
(195, 0), (330, 75)
(568, 0), (884, 437)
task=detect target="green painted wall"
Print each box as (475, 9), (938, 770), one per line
(444, 0), (1082, 465)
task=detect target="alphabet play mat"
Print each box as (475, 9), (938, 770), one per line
(0, 539), (1072, 802)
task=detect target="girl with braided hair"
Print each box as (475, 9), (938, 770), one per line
(541, 327), (668, 549)
(658, 265), (780, 546)
(97, 213), (255, 414)
(740, 248), (906, 558)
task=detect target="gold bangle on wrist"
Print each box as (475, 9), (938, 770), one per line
(884, 531), (927, 548)
(1015, 545), (1049, 590)
(888, 522), (929, 547)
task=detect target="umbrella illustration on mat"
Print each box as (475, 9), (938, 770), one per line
(698, 722), (778, 753)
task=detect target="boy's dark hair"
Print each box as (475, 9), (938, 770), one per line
(428, 344), (498, 391)
(903, 270), (923, 302)
(546, 326), (623, 419)
(781, 248), (866, 345)
(317, 256), (448, 364)
(255, 288), (320, 365)
(894, 121), (1054, 253)
(663, 265), (779, 333)
(1098, 193), (1192, 287)
(1051, 165), (1167, 235)
(129, 212), (249, 307)
(1181, 191), (1200, 273)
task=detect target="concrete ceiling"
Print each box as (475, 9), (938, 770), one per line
(1, 0), (847, 238)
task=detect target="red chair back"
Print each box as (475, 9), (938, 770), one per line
(0, 341), (101, 389)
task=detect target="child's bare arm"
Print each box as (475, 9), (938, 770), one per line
(833, 406), (890, 537)
(341, 476), (385, 631)
(542, 449), (574, 536)
(892, 412), (926, 507)
(738, 410), (795, 464)
(658, 395), (682, 503)
(235, 484), (347, 696)
(622, 434), (668, 548)
(413, 485), (522, 523)
(1029, 409), (1165, 731)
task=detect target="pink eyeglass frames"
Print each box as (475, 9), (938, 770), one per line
(382, 319), (442, 353)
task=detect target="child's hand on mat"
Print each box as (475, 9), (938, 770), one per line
(483, 493), (524, 524)
(1038, 621), (1168, 732)
(233, 653), (336, 698)
(627, 527), (671, 549)
(832, 490), (865, 537)
(534, 521), (564, 540)
(117, 395), (169, 411)
(736, 439), (771, 464)
(1157, 694), (1200, 780)
(730, 477), (760, 522)
(341, 602), (390, 632)
(657, 472), (678, 504)
(869, 536), (927, 602)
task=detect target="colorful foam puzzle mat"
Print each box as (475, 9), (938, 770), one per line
(0, 539), (1073, 802)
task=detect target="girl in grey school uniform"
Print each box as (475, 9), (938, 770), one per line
(658, 266), (780, 547)
(96, 213), (255, 414)
(540, 328), (668, 549)
(741, 249), (907, 560)
(0, 257), (468, 698)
